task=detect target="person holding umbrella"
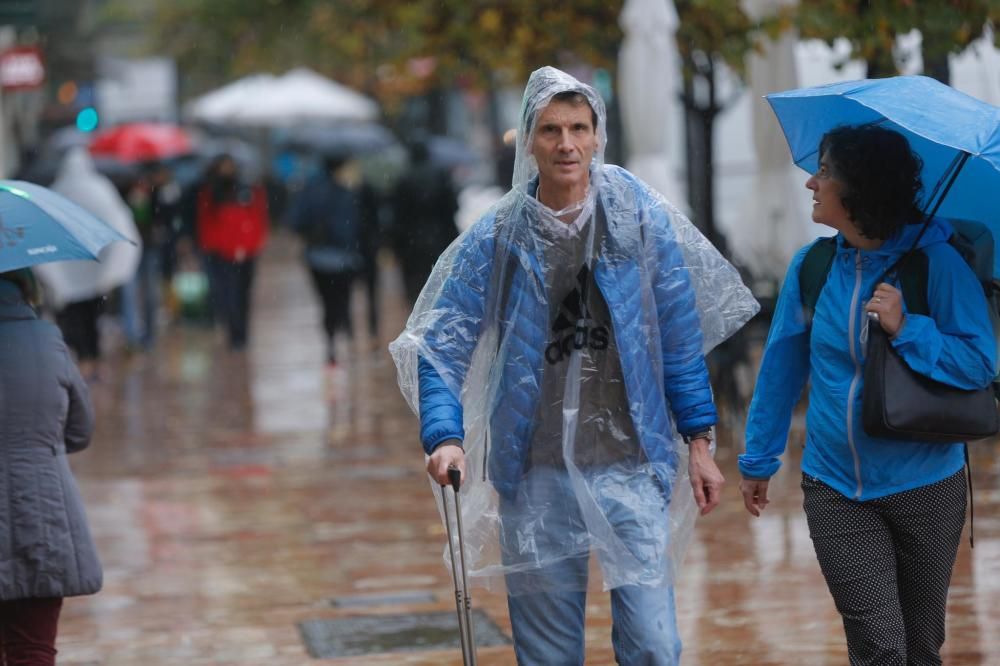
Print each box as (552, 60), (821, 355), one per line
(739, 124), (996, 664)
(0, 180), (126, 666)
(0, 268), (101, 665)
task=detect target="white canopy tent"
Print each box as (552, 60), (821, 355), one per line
(233, 68), (378, 126)
(617, 0), (689, 211)
(184, 74), (278, 125)
(184, 68), (379, 127)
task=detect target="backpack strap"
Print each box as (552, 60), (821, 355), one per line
(798, 237), (838, 326)
(798, 236), (932, 325)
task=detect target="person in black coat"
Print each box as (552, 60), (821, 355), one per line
(287, 157), (364, 365)
(388, 139), (459, 306)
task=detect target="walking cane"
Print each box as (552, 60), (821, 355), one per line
(440, 465), (478, 666)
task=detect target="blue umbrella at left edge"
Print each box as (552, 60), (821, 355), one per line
(766, 76), (1000, 275)
(0, 180), (132, 273)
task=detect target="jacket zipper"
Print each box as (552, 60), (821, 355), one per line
(845, 249), (865, 499)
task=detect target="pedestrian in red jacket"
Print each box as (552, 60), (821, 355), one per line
(196, 155), (269, 349)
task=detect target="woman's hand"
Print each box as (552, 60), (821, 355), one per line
(739, 478), (771, 517)
(865, 282), (906, 337)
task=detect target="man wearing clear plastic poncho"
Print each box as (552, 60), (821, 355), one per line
(390, 67), (758, 664)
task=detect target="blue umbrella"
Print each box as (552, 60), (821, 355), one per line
(0, 180), (132, 273)
(767, 76), (1000, 273)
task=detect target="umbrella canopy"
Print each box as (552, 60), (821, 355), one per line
(0, 179), (132, 273)
(89, 122), (194, 162)
(184, 74), (278, 125)
(281, 123), (398, 158)
(194, 135), (263, 180)
(18, 152), (140, 189)
(767, 76), (1000, 230)
(226, 68), (378, 127)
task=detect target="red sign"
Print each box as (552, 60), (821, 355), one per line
(0, 47), (45, 90)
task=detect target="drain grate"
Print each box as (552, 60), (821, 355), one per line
(330, 590), (437, 608)
(298, 610), (511, 658)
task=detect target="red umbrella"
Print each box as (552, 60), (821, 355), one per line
(89, 122), (193, 162)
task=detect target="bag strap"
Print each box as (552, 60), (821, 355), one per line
(895, 251), (930, 316)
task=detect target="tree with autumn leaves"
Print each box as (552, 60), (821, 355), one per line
(138, 0), (998, 244)
(139, 0), (624, 111)
(798, 0), (1000, 81)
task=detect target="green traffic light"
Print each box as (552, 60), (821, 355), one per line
(76, 107), (99, 132)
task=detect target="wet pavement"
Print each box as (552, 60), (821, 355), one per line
(57, 229), (1000, 664)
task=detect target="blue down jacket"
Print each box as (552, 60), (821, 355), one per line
(740, 217), (996, 500)
(417, 167), (717, 499)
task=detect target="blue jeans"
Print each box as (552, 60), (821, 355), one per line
(500, 465), (681, 665)
(122, 246), (164, 346)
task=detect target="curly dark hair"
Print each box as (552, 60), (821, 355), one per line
(819, 125), (924, 240)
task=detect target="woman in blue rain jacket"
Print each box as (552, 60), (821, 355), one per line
(739, 125), (995, 665)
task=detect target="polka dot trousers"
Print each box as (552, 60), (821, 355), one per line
(802, 469), (967, 666)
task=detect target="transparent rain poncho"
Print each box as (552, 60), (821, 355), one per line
(390, 67), (758, 594)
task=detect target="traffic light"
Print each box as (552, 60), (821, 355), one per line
(75, 106), (98, 132)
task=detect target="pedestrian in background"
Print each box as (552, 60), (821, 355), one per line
(357, 179), (384, 349)
(126, 163), (182, 347)
(0, 268), (102, 665)
(388, 138), (459, 307)
(196, 154), (269, 351)
(119, 173), (152, 349)
(288, 156), (364, 366)
(34, 147), (141, 379)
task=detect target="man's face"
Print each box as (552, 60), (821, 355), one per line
(530, 100), (597, 193)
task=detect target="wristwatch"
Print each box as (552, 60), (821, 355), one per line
(682, 430), (713, 444)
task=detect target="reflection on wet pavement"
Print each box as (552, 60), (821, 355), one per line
(299, 610), (511, 659)
(58, 230), (1000, 664)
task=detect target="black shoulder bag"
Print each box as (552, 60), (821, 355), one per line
(862, 250), (998, 444)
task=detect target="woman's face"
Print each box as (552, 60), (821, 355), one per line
(805, 152), (852, 233)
